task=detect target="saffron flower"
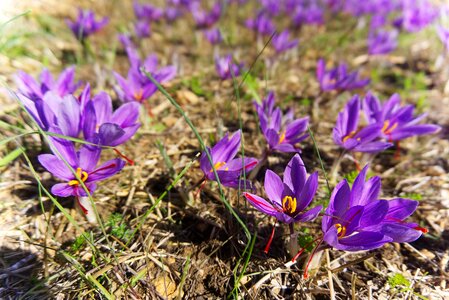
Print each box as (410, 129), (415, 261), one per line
(38, 143), (125, 197)
(400, 0), (438, 33)
(272, 30), (298, 54)
(362, 93), (440, 142)
(322, 165), (424, 251)
(189, 2), (221, 29)
(245, 13), (275, 36)
(83, 92), (141, 147)
(243, 154), (321, 224)
(255, 92), (309, 153)
(66, 9), (109, 41)
(203, 27), (223, 45)
(368, 29), (398, 55)
(114, 46), (176, 103)
(15, 67), (81, 100)
(199, 130), (258, 189)
(17, 92), (82, 138)
(134, 20), (151, 38)
(290, 3), (324, 27)
(215, 54), (243, 80)
(133, 1), (164, 22)
(333, 95), (392, 153)
(316, 59), (370, 92)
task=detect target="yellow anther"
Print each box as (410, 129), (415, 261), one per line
(282, 195), (297, 214)
(334, 223), (347, 238)
(382, 120), (398, 135)
(210, 161), (226, 173)
(68, 167), (89, 186)
(278, 131), (286, 144)
(342, 130), (356, 143)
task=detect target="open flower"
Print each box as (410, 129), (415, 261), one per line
(38, 143), (125, 197)
(214, 54), (243, 80)
(15, 67), (81, 100)
(316, 59), (370, 92)
(203, 27), (223, 45)
(66, 9), (108, 41)
(243, 154), (321, 224)
(133, 1), (163, 22)
(200, 130), (258, 189)
(322, 165), (424, 251)
(245, 12), (275, 36)
(368, 29), (398, 55)
(363, 93), (440, 142)
(189, 2), (221, 29)
(114, 46), (176, 103)
(17, 91), (82, 138)
(272, 29), (298, 54)
(333, 95), (392, 153)
(83, 92), (141, 147)
(255, 92), (309, 153)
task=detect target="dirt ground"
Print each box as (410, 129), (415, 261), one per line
(1, 1), (449, 299)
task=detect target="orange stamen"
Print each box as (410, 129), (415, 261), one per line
(278, 131), (286, 144)
(343, 130), (356, 143)
(68, 168), (89, 186)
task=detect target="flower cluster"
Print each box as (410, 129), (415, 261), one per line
(14, 67), (141, 215)
(334, 93), (440, 154)
(322, 165), (425, 251)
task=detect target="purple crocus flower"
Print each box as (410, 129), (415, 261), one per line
(243, 154), (321, 224)
(362, 93), (440, 142)
(83, 92), (141, 147)
(254, 92), (309, 153)
(38, 143), (125, 198)
(15, 67), (81, 100)
(401, 0), (438, 33)
(134, 20), (151, 38)
(260, 0), (281, 17)
(215, 54), (243, 80)
(66, 9), (108, 41)
(333, 95), (392, 153)
(368, 29), (398, 55)
(322, 165), (424, 251)
(203, 27), (223, 45)
(199, 130), (258, 189)
(316, 59), (370, 92)
(272, 30), (298, 54)
(245, 13), (276, 36)
(114, 47), (176, 103)
(133, 1), (164, 22)
(290, 3), (324, 27)
(17, 91), (82, 138)
(165, 6), (184, 23)
(190, 2), (221, 29)
(436, 25), (449, 51)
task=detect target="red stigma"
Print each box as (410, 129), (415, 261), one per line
(244, 161), (258, 169)
(264, 225), (276, 254)
(77, 198), (88, 215)
(114, 149), (135, 165)
(89, 163), (117, 176)
(414, 226), (428, 234)
(195, 178), (207, 199)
